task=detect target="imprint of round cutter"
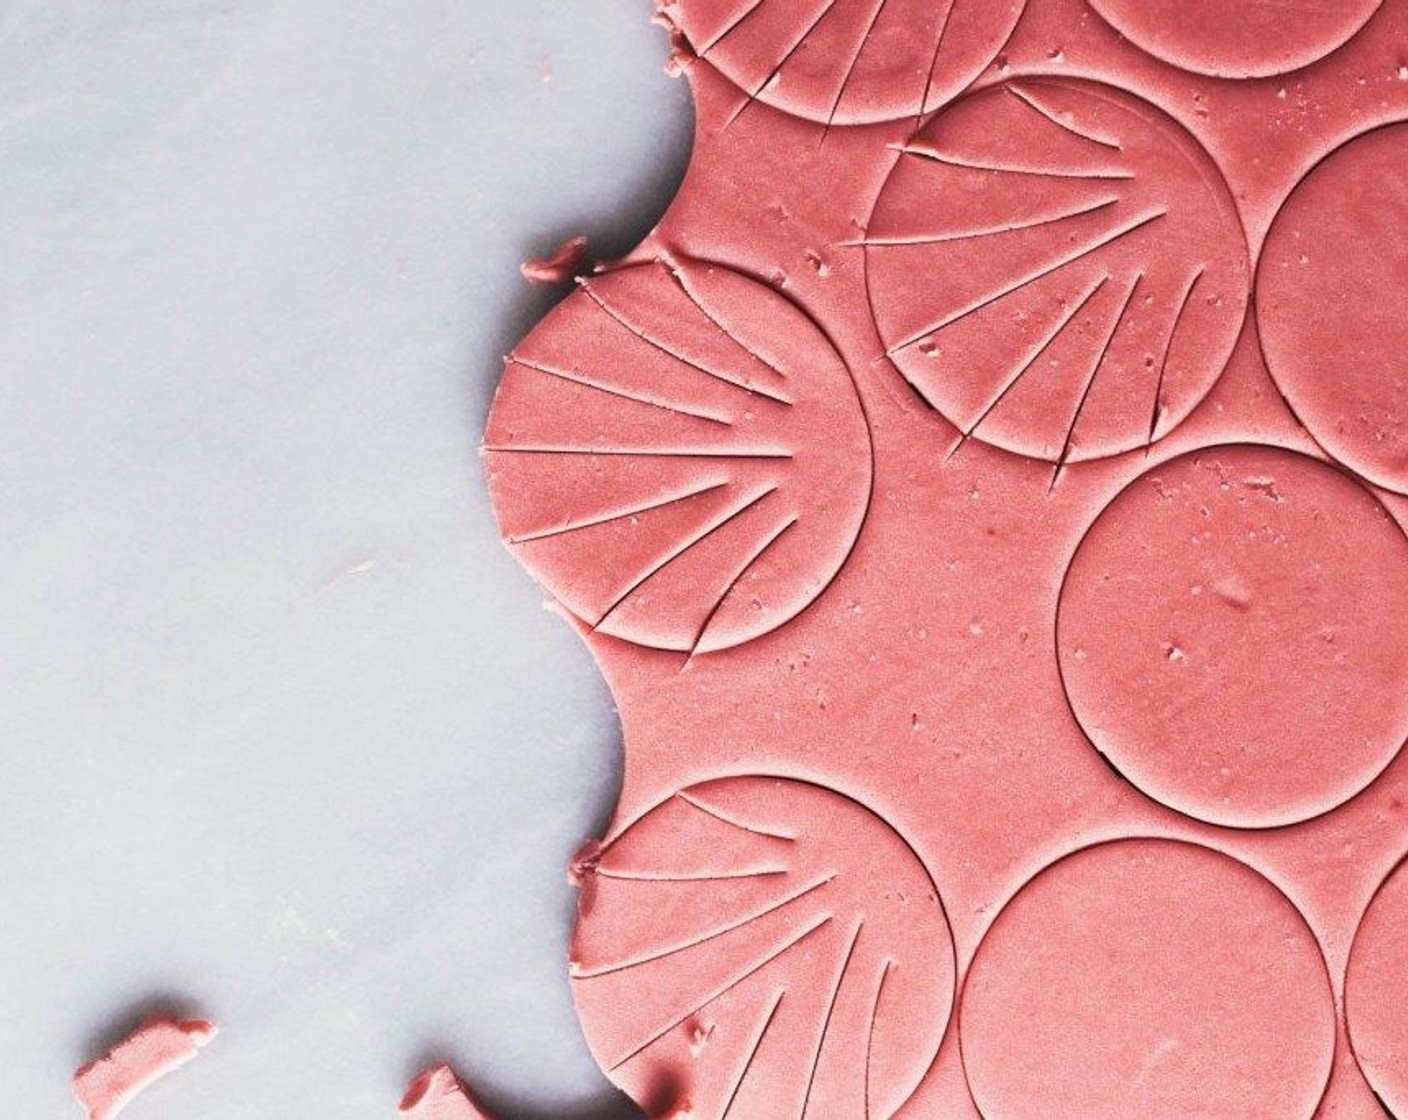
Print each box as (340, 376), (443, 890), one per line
(865, 77), (1248, 466)
(1089, 0), (1383, 79)
(669, 0), (1026, 126)
(1057, 444), (1408, 829)
(484, 258), (873, 655)
(960, 838), (1335, 1118)
(570, 775), (955, 1116)
(1258, 121), (1408, 497)
(1347, 854), (1408, 1113)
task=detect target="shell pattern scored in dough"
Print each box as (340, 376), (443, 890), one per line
(485, 257), (873, 656)
(661, 0), (1027, 126)
(570, 776), (955, 1119)
(864, 77), (1250, 468)
(480, 0), (1408, 1114)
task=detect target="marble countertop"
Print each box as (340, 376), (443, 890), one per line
(0, 2), (690, 1115)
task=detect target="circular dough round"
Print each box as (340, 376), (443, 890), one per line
(485, 257), (873, 654)
(1258, 122), (1408, 495)
(1090, 0), (1382, 79)
(668, 0), (1025, 125)
(866, 78), (1247, 465)
(1058, 445), (1408, 828)
(961, 839), (1335, 1118)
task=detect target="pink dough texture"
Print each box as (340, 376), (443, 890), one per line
(521, 236), (592, 285)
(399, 1065), (493, 1120)
(484, 0), (1408, 1114)
(73, 1018), (216, 1120)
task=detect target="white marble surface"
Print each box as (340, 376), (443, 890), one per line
(0, 2), (690, 1115)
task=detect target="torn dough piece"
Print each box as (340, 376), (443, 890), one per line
(399, 1064), (494, 1120)
(521, 235), (591, 284)
(73, 1018), (216, 1120)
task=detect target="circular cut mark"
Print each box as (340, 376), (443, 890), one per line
(1058, 445), (1408, 828)
(866, 78), (1248, 466)
(484, 258), (872, 654)
(1090, 0), (1382, 79)
(666, 0), (1025, 126)
(1347, 856), (1408, 1113)
(961, 839), (1335, 1119)
(1258, 122), (1408, 495)
(571, 776), (954, 1117)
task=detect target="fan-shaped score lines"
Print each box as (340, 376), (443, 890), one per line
(570, 775), (955, 1118)
(484, 258), (873, 656)
(864, 78), (1249, 470)
(664, 0), (1025, 127)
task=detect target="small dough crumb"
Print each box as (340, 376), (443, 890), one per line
(399, 1064), (493, 1119)
(73, 1018), (216, 1120)
(521, 236), (591, 284)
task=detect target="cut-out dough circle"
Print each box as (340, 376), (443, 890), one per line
(1058, 444), (1408, 829)
(960, 839), (1336, 1119)
(1089, 0), (1382, 79)
(484, 258), (873, 654)
(665, 0), (1026, 125)
(866, 77), (1248, 466)
(1347, 855), (1408, 1113)
(570, 775), (955, 1117)
(1258, 121), (1408, 496)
